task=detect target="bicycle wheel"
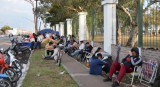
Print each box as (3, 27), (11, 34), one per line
(0, 78), (12, 87)
(58, 59), (61, 67)
(3, 68), (18, 82)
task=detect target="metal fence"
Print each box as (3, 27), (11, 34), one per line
(72, 7), (104, 42)
(121, 0), (160, 49)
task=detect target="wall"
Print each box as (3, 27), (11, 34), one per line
(93, 42), (160, 62)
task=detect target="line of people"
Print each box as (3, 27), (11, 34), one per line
(64, 36), (142, 87)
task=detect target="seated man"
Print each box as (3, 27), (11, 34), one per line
(103, 47), (142, 87)
(70, 41), (85, 56)
(89, 53), (107, 75)
(81, 42), (93, 58)
(42, 45), (58, 60)
(45, 42), (54, 56)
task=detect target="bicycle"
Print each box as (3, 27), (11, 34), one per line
(56, 45), (64, 67)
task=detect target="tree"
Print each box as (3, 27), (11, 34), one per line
(1, 25), (11, 33)
(117, 0), (159, 47)
(25, 0), (38, 34)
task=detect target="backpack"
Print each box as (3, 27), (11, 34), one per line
(102, 56), (113, 73)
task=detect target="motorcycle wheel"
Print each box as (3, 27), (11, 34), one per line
(0, 78), (12, 87)
(12, 60), (23, 70)
(3, 68), (18, 82)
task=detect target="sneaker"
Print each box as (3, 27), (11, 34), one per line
(103, 77), (112, 82)
(112, 81), (119, 87)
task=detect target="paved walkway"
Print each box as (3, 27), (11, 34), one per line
(62, 54), (112, 87)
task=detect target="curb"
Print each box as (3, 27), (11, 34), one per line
(17, 51), (33, 87)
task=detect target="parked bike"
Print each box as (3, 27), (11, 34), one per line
(4, 47), (22, 80)
(11, 44), (31, 64)
(0, 74), (12, 87)
(0, 48), (18, 83)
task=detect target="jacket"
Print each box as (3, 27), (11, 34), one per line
(85, 45), (93, 52)
(89, 57), (107, 75)
(122, 55), (142, 68)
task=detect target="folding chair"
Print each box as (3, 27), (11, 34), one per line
(125, 66), (142, 85)
(139, 60), (158, 87)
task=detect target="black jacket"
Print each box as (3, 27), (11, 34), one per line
(85, 45), (93, 52)
(122, 54), (142, 68)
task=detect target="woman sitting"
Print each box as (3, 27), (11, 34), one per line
(45, 42), (54, 56)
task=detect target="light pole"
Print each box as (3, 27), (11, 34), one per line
(35, 0), (38, 33)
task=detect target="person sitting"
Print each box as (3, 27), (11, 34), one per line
(80, 42), (93, 61)
(89, 53), (107, 75)
(70, 41), (85, 56)
(42, 45), (58, 60)
(45, 42), (54, 56)
(103, 47), (142, 87)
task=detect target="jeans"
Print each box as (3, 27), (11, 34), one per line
(37, 41), (41, 49)
(31, 42), (34, 50)
(71, 50), (81, 56)
(109, 61), (133, 82)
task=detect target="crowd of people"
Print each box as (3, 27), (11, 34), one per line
(63, 35), (142, 87)
(9, 33), (143, 87)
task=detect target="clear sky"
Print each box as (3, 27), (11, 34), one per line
(0, 0), (41, 32)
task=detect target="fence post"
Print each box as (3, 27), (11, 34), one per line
(102, 0), (118, 54)
(138, 0), (143, 47)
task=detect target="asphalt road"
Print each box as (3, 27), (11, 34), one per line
(0, 36), (11, 50)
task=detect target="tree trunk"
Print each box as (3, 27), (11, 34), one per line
(116, 12), (121, 44)
(126, 25), (138, 47)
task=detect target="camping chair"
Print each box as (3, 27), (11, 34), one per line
(125, 66), (142, 85)
(139, 60), (158, 87)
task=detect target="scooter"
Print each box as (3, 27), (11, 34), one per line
(0, 74), (12, 87)
(0, 48), (18, 83)
(11, 43), (31, 64)
(4, 47), (22, 80)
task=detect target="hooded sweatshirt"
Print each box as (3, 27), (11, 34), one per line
(121, 47), (142, 68)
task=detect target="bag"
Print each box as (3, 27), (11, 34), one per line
(102, 57), (113, 73)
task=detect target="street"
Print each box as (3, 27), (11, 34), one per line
(0, 36), (11, 50)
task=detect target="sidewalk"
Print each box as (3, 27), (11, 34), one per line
(62, 54), (112, 87)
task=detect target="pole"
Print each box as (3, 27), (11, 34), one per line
(91, 8), (95, 41)
(35, 0), (38, 33)
(138, 0), (143, 47)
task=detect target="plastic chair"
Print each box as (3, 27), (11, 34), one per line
(139, 60), (158, 87)
(125, 66), (142, 85)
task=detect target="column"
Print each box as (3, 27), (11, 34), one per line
(53, 25), (55, 31)
(59, 22), (64, 36)
(66, 19), (72, 36)
(102, 0), (118, 54)
(55, 24), (59, 32)
(78, 12), (88, 41)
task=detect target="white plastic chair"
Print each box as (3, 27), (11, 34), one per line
(125, 66), (142, 85)
(139, 60), (158, 87)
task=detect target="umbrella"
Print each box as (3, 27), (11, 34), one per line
(38, 29), (59, 35)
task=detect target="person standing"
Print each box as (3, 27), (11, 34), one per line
(37, 33), (44, 50)
(17, 34), (23, 45)
(10, 35), (14, 47)
(29, 33), (35, 50)
(46, 32), (50, 38)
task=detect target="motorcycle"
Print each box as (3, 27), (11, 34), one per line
(11, 43), (31, 64)
(0, 48), (18, 83)
(4, 47), (22, 80)
(0, 74), (12, 87)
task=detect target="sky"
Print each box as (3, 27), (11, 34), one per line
(0, 0), (43, 32)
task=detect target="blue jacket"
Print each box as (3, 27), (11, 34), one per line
(89, 57), (107, 75)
